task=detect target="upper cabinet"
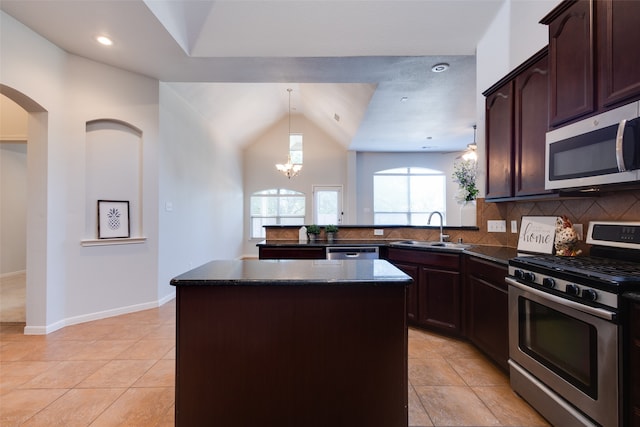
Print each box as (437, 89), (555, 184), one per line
(596, 0), (640, 109)
(542, 0), (594, 127)
(484, 49), (551, 201)
(541, 0), (640, 127)
(485, 81), (514, 200)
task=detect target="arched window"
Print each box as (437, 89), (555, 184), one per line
(250, 189), (306, 238)
(373, 167), (446, 225)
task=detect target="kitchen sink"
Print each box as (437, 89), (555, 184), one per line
(389, 240), (471, 252)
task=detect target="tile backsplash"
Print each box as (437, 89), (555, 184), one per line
(265, 189), (640, 254)
(479, 188), (640, 251)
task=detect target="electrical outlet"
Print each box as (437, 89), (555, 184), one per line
(487, 220), (506, 232)
(374, 229), (384, 236)
(511, 220), (518, 233)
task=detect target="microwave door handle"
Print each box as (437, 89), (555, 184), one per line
(615, 118), (627, 172)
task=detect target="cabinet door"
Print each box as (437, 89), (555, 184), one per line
(467, 275), (508, 372)
(514, 53), (552, 197)
(393, 263), (419, 324)
(597, 0), (640, 108)
(630, 301), (640, 427)
(485, 81), (514, 200)
(547, 0), (595, 126)
(418, 267), (461, 335)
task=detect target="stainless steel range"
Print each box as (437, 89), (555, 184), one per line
(506, 221), (640, 427)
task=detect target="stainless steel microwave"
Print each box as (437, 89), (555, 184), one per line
(545, 101), (640, 190)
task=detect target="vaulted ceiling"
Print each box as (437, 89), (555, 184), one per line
(0, 0), (504, 152)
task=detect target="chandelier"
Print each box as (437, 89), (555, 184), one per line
(276, 88), (302, 179)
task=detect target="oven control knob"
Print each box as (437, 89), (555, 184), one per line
(514, 269), (524, 279)
(566, 284), (580, 296)
(582, 289), (598, 302)
(542, 278), (556, 288)
(523, 272), (536, 282)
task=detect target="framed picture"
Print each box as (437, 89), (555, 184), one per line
(517, 216), (557, 254)
(98, 200), (130, 239)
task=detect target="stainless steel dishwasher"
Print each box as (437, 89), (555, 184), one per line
(326, 246), (379, 260)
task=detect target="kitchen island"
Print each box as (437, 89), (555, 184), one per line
(170, 259), (411, 427)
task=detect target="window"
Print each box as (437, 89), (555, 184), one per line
(373, 167), (446, 225)
(289, 133), (303, 165)
(250, 189), (305, 238)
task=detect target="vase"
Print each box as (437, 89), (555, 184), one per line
(326, 232), (336, 242)
(460, 200), (477, 227)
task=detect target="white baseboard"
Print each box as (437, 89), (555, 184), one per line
(23, 291), (177, 335)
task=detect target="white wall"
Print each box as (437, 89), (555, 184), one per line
(0, 142), (27, 274)
(158, 83), (244, 290)
(243, 113), (347, 256)
(1, 11), (164, 332)
(355, 151), (462, 226)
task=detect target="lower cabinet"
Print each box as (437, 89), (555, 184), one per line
(393, 263), (419, 324)
(464, 255), (509, 372)
(259, 246), (326, 259)
(387, 248), (462, 336)
(629, 299), (640, 427)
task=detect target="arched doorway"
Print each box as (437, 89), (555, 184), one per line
(0, 84), (48, 332)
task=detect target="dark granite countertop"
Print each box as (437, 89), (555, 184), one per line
(623, 292), (640, 303)
(257, 239), (392, 247)
(464, 246), (519, 266)
(170, 259), (412, 287)
(258, 240), (518, 266)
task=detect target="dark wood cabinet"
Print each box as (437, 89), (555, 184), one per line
(387, 248), (462, 336)
(259, 246), (325, 259)
(419, 266), (461, 334)
(485, 81), (514, 200)
(542, 0), (595, 127)
(542, 0), (640, 126)
(394, 262), (419, 323)
(514, 53), (552, 197)
(629, 299), (640, 427)
(596, 0), (640, 109)
(484, 49), (550, 201)
(464, 256), (509, 372)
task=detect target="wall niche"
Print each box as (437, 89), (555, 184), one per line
(84, 119), (144, 244)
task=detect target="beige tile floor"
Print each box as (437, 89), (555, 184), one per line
(1, 299), (549, 426)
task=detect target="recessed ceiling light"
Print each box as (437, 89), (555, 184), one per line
(400, 97), (408, 102)
(431, 63), (449, 73)
(96, 36), (113, 46)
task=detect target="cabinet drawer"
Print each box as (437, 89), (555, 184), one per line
(259, 247), (326, 259)
(387, 248), (460, 270)
(466, 256), (508, 291)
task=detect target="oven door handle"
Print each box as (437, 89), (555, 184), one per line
(505, 277), (616, 321)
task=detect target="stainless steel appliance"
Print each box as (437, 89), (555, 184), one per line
(507, 221), (640, 427)
(326, 246), (379, 260)
(545, 101), (640, 190)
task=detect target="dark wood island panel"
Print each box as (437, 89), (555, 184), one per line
(171, 259), (410, 427)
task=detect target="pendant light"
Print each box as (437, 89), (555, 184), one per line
(276, 88), (302, 179)
(462, 125), (478, 161)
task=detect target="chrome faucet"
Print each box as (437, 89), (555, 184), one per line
(428, 211), (449, 242)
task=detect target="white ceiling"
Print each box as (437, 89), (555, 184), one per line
(0, 0), (504, 152)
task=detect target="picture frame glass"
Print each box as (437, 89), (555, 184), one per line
(98, 200), (130, 239)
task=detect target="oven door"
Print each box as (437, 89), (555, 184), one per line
(506, 277), (619, 427)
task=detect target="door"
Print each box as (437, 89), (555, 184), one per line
(313, 185), (343, 225)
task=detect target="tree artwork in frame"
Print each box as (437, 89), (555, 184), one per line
(98, 200), (130, 239)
